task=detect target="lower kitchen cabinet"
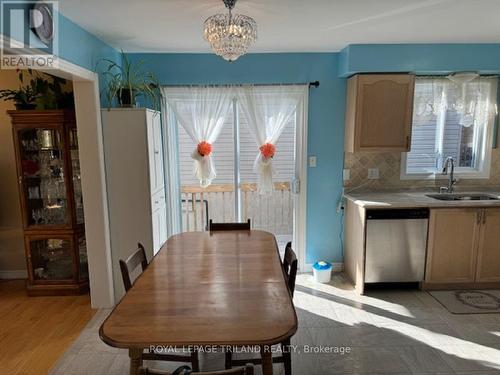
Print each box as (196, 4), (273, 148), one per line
(476, 208), (500, 282)
(426, 209), (480, 283)
(425, 207), (500, 286)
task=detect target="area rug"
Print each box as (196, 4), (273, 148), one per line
(429, 290), (500, 314)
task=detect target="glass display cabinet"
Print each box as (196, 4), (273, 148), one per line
(9, 110), (88, 295)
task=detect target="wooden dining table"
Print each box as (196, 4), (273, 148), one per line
(99, 230), (298, 375)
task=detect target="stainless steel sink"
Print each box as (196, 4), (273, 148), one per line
(426, 193), (500, 201)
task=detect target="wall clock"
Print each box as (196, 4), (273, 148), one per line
(31, 3), (54, 45)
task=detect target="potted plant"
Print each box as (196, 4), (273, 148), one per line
(37, 75), (75, 109)
(97, 52), (160, 110)
(0, 69), (46, 110)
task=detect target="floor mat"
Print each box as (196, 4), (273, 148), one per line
(429, 290), (500, 314)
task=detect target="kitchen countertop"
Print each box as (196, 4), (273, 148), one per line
(344, 189), (500, 209)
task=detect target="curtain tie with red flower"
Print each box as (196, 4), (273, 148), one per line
(259, 143), (276, 159)
(197, 141), (212, 157)
(191, 141), (214, 188)
(253, 142), (277, 194)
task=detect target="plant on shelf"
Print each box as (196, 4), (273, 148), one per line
(0, 69), (45, 109)
(96, 51), (160, 110)
(0, 70), (75, 110)
(37, 75), (75, 110)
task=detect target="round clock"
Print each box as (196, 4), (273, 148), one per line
(31, 3), (54, 45)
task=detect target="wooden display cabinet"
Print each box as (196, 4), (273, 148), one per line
(9, 110), (88, 295)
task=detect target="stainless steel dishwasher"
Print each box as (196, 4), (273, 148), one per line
(365, 208), (429, 283)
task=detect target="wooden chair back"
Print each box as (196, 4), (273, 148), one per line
(139, 364), (254, 375)
(119, 243), (148, 292)
(283, 242), (298, 296)
(208, 219), (251, 232)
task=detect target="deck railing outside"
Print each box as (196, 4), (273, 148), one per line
(181, 182), (293, 235)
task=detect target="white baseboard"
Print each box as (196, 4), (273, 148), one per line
(0, 269), (28, 279)
(300, 262), (344, 273)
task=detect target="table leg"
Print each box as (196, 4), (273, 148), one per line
(129, 348), (143, 375)
(260, 345), (273, 375)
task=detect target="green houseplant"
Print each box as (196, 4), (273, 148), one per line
(97, 52), (160, 110)
(0, 69), (45, 109)
(37, 75), (75, 109)
(0, 70), (74, 110)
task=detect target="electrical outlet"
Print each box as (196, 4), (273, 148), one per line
(309, 156), (317, 168)
(343, 169), (351, 181)
(367, 168), (379, 180)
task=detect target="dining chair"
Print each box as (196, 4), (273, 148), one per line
(119, 243), (148, 291)
(208, 219), (251, 231)
(138, 364), (254, 375)
(225, 243), (298, 375)
(119, 243), (199, 371)
(283, 242), (298, 296)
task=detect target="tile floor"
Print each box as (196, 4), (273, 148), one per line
(50, 274), (500, 375)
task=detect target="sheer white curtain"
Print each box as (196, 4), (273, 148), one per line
(413, 75), (497, 129)
(163, 86), (233, 187)
(236, 85), (308, 194)
(160, 97), (182, 235)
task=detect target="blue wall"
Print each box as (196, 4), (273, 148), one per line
(57, 13), (119, 71)
(126, 53), (347, 264)
(339, 44), (500, 77)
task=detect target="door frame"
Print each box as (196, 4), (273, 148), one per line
(294, 91), (308, 271)
(1, 34), (115, 308)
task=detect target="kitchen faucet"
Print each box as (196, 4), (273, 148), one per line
(441, 156), (457, 193)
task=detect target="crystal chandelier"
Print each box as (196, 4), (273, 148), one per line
(203, 0), (257, 62)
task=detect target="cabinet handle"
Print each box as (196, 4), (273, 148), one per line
(405, 136), (410, 151)
(477, 211), (482, 225)
(483, 210), (487, 224)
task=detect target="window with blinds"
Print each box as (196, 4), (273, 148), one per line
(402, 76), (497, 179)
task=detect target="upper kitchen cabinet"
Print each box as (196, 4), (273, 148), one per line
(344, 74), (415, 152)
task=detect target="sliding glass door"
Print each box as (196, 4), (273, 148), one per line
(163, 85), (308, 264)
(176, 100), (294, 245)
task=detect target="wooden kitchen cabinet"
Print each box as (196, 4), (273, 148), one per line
(426, 207), (500, 287)
(425, 209), (480, 284)
(344, 74), (415, 152)
(476, 208), (500, 282)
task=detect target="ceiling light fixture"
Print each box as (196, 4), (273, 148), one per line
(203, 0), (257, 62)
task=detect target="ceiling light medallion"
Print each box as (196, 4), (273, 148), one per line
(203, 0), (257, 62)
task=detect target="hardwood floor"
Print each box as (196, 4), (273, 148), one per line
(0, 279), (95, 375)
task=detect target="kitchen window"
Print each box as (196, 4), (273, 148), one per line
(402, 75), (498, 179)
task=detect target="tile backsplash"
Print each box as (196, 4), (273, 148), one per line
(344, 149), (500, 190)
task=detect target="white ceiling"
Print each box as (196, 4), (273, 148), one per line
(59, 0), (500, 53)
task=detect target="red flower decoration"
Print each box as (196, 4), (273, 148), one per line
(197, 141), (212, 156)
(259, 143), (276, 159)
